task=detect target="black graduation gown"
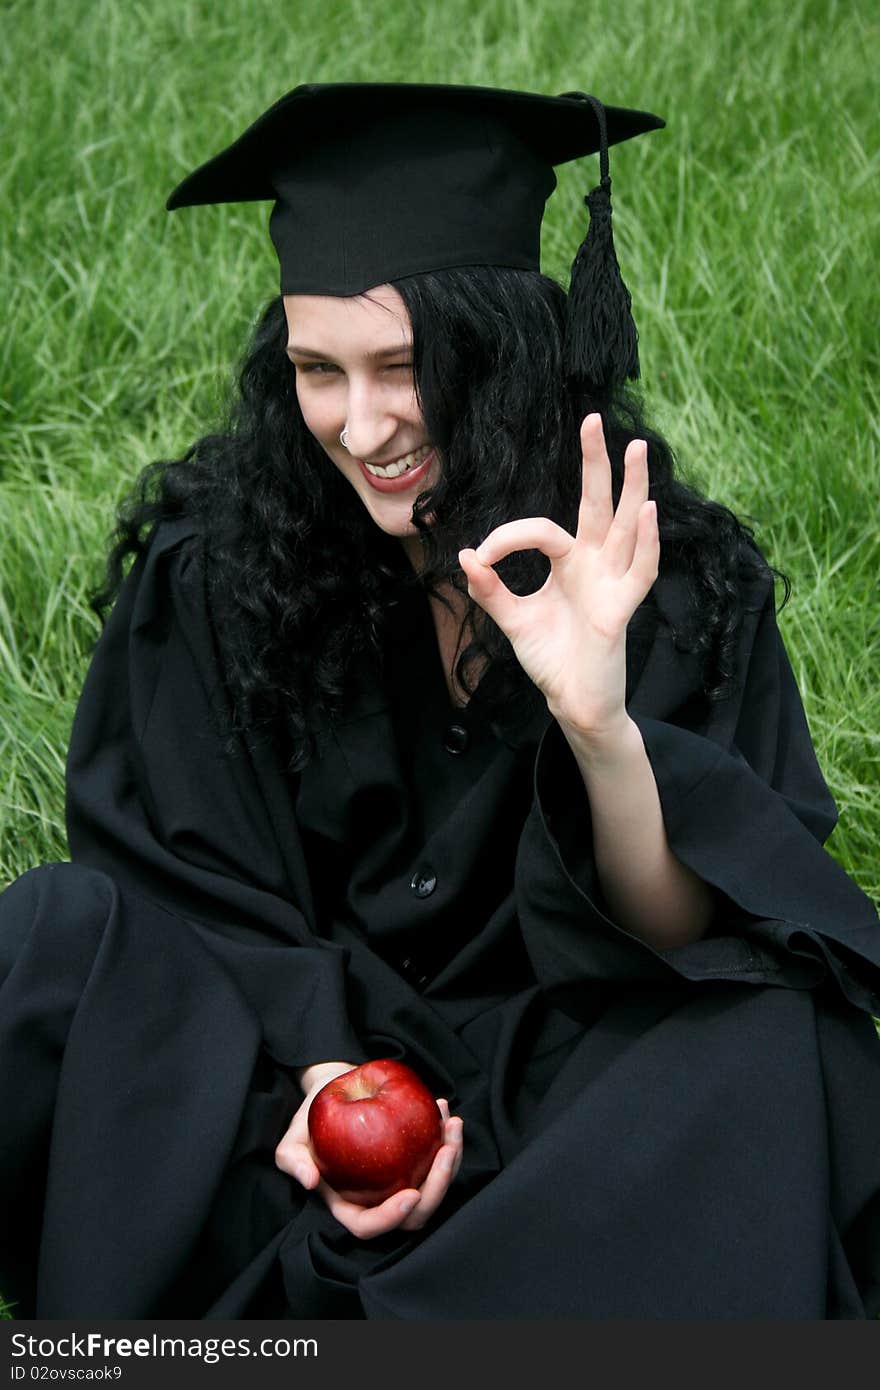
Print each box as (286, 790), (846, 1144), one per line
(1, 514), (879, 1319)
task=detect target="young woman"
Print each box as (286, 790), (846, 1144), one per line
(1, 82), (878, 1319)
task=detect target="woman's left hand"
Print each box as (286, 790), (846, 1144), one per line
(458, 413), (659, 737)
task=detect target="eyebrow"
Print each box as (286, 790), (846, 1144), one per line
(286, 343), (413, 361)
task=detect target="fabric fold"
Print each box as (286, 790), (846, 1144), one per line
(64, 518), (367, 1070)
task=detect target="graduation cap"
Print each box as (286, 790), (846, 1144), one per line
(166, 82), (664, 391)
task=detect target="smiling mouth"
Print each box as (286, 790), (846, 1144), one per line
(361, 444), (433, 479)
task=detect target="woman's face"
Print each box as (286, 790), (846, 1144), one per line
(283, 284), (439, 552)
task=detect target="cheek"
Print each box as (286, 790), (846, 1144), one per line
(294, 383), (337, 441)
(397, 385), (425, 427)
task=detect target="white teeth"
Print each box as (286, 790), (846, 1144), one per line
(364, 444), (432, 478)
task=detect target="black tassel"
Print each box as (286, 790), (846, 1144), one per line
(563, 95), (640, 391)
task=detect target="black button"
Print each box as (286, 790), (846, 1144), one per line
(442, 722), (470, 754)
(410, 866), (437, 898)
(400, 956), (430, 989)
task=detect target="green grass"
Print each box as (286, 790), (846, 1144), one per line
(2, 0), (877, 901)
(0, 0), (878, 1324)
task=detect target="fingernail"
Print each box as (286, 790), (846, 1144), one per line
(441, 1151), (455, 1172)
(399, 1197), (417, 1215)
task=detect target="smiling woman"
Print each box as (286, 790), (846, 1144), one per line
(0, 80), (879, 1319)
(284, 286), (441, 553)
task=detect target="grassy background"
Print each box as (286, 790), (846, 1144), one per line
(1, 0), (877, 911)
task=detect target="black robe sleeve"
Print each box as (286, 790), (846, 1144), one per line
(516, 566), (880, 1019)
(64, 515), (367, 1069)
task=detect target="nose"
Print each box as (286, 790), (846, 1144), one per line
(340, 378), (403, 461)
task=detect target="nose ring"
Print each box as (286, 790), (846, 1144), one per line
(340, 428), (350, 451)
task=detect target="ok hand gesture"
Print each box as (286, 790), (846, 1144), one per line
(458, 413), (659, 737)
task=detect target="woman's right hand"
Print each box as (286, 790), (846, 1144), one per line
(275, 1061), (465, 1240)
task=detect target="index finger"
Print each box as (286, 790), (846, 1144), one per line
(274, 1137), (319, 1185)
(576, 413), (614, 547)
(275, 1114), (321, 1186)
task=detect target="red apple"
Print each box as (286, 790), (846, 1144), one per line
(307, 1058), (443, 1206)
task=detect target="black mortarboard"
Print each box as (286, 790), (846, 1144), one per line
(166, 82), (664, 391)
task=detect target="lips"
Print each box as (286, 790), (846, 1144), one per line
(357, 448), (436, 494)
(363, 443), (433, 479)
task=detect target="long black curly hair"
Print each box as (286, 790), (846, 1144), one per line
(92, 265), (779, 767)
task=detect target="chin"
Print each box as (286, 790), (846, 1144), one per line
(366, 508), (421, 540)
(357, 488), (430, 533)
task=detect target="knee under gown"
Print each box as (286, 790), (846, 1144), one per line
(1, 515), (879, 1318)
